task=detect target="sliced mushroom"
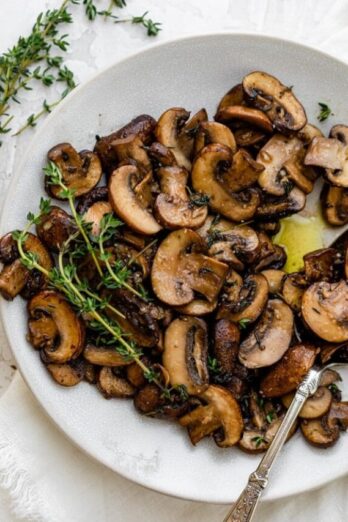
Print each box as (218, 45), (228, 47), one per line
(179, 385), (243, 447)
(260, 343), (318, 397)
(126, 357), (151, 388)
(0, 232), (53, 300)
(84, 201), (113, 237)
(134, 383), (163, 414)
(320, 369), (341, 386)
(154, 166), (208, 229)
(155, 107), (207, 170)
(282, 272), (308, 312)
(46, 359), (85, 387)
(297, 123), (323, 145)
(239, 299), (294, 369)
(220, 274), (269, 324)
(300, 401), (348, 448)
(234, 127), (267, 147)
(177, 108), (208, 161)
(47, 143), (102, 198)
(106, 288), (160, 347)
(256, 187), (306, 220)
(194, 121), (237, 156)
(304, 248), (342, 282)
(208, 225), (260, 266)
(28, 315), (58, 351)
(302, 281), (348, 342)
(261, 269), (285, 294)
(97, 367), (135, 399)
(213, 318), (241, 375)
(94, 114), (156, 173)
(76, 186), (109, 214)
(216, 83), (245, 112)
(254, 232), (287, 271)
(192, 144), (260, 222)
(175, 298), (217, 316)
(239, 414), (296, 453)
(110, 134), (152, 175)
(305, 130), (348, 187)
(36, 206), (75, 251)
(282, 386), (332, 419)
(220, 149), (265, 193)
(151, 228), (228, 306)
(83, 344), (131, 367)
(215, 105), (273, 132)
(321, 184), (348, 226)
(163, 316), (209, 395)
(242, 71), (307, 132)
(108, 165), (161, 235)
(28, 290), (85, 363)
(147, 141), (177, 167)
(257, 135), (304, 196)
(255, 220), (281, 236)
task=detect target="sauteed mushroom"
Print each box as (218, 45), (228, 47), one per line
(302, 281), (348, 342)
(301, 401), (348, 448)
(163, 316), (209, 394)
(151, 228), (228, 306)
(47, 143), (102, 198)
(83, 344), (131, 367)
(97, 367), (135, 399)
(282, 386), (332, 419)
(220, 274), (269, 324)
(215, 105), (273, 133)
(36, 206), (75, 251)
(321, 184), (348, 226)
(256, 187), (306, 220)
(28, 290), (85, 363)
(111, 134), (152, 175)
(194, 121), (237, 156)
(242, 71), (307, 132)
(239, 299), (294, 369)
(46, 359), (85, 387)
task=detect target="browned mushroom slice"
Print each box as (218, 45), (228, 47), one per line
(215, 105), (273, 132)
(208, 225), (260, 267)
(221, 149), (265, 193)
(282, 387), (332, 419)
(257, 135), (306, 196)
(108, 165), (161, 235)
(239, 414), (296, 453)
(255, 221), (281, 236)
(256, 187), (306, 220)
(47, 143), (102, 198)
(84, 201), (113, 236)
(239, 299), (294, 369)
(46, 359), (85, 387)
(221, 274), (269, 324)
(176, 299), (217, 316)
(94, 114), (156, 173)
(234, 127), (267, 147)
(192, 144), (261, 222)
(260, 343), (318, 397)
(321, 184), (348, 226)
(28, 315), (58, 350)
(303, 248), (341, 282)
(36, 206), (75, 251)
(194, 121), (237, 156)
(216, 83), (245, 112)
(302, 280), (348, 342)
(242, 71), (307, 133)
(106, 288), (160, 348)
(320, 369), (341, 386)
(83, 344), (131, 367)
(154, 166), (207, 229)
(261, 269), (285, 294)
(151, 228), (228, 306)
(28, 290), (85, 363)
(282, 272), (308, 312)
(134, 384), (164, 414)
(76, 186), (109, 213)
(97, 367), (135, 399)
(0, 232), (53, 300)
(147, 141), (177, 167)
(305, 131), (348, 188)
(113, 243), (149, 281)
(179, 385), (243, 447)
(254, 232), (286, 271)
(126, 357), (151, 388)
(154, 107), (207, 170)
(163, 316), (209, 395)
(213, 318), (240, 374)
(297, 123), (323, 145)
(111, 134), (152, 175)
(300, 401), (348, 448)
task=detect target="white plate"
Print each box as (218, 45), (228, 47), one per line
(1, 34), (348, 504)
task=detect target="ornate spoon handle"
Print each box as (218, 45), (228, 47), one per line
(223, 368), (322, 522)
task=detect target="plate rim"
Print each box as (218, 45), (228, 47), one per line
(1, 32), (348, 504)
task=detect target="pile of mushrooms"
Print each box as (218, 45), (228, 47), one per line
(1, 70), (348, 452)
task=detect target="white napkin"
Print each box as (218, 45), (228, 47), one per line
(0, 373), (346, 522)
(2, 1), (348, 520)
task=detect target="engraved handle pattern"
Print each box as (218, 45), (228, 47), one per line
(223, 472), (267, 522)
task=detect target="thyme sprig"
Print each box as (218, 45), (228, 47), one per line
(0, 0), (161, 138)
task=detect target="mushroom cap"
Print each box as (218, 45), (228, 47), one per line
(302, 280), (348, 342)
(282, 386), (332, 419)
(221, 274), (269, 324)
(256, 187), (306, 220)
(239, 299), (294, 369)
(108, 165), (162, 235)
(216, 83), (245, 112)
(305, 133), (348, 188)
(215, 105), (273, 133)
(260, 343), (318, 397)
(191, 143), (260, 222)
(194, 121), (237, 156)
(28, 290), (85, 364)
(97, 367), (135, 399)
(321, 184), (348, 226)
(151, 228), (228, 306)
(163, 316), (209, 395)
(47, 143), (102, 198)
(83, 344), (131, 367)
(261, 269), (285, 294)
(242, 71), (307, 132)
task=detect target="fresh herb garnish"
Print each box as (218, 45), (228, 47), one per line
(0, 0), (161, 138)
(251, 435), (266, 448)
(328, 383), (341, 394)
(238, 318), (251, 330)
(266, 411), (275, 424)
(208, 356), (222, 376)
(317, 102), (333, 122)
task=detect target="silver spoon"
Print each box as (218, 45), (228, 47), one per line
(223, 362), (348, 522)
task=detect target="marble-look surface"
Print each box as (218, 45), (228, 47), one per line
(1, 0), (348, 395)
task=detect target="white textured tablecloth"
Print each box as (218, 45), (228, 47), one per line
(1, 1), (348, 520)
